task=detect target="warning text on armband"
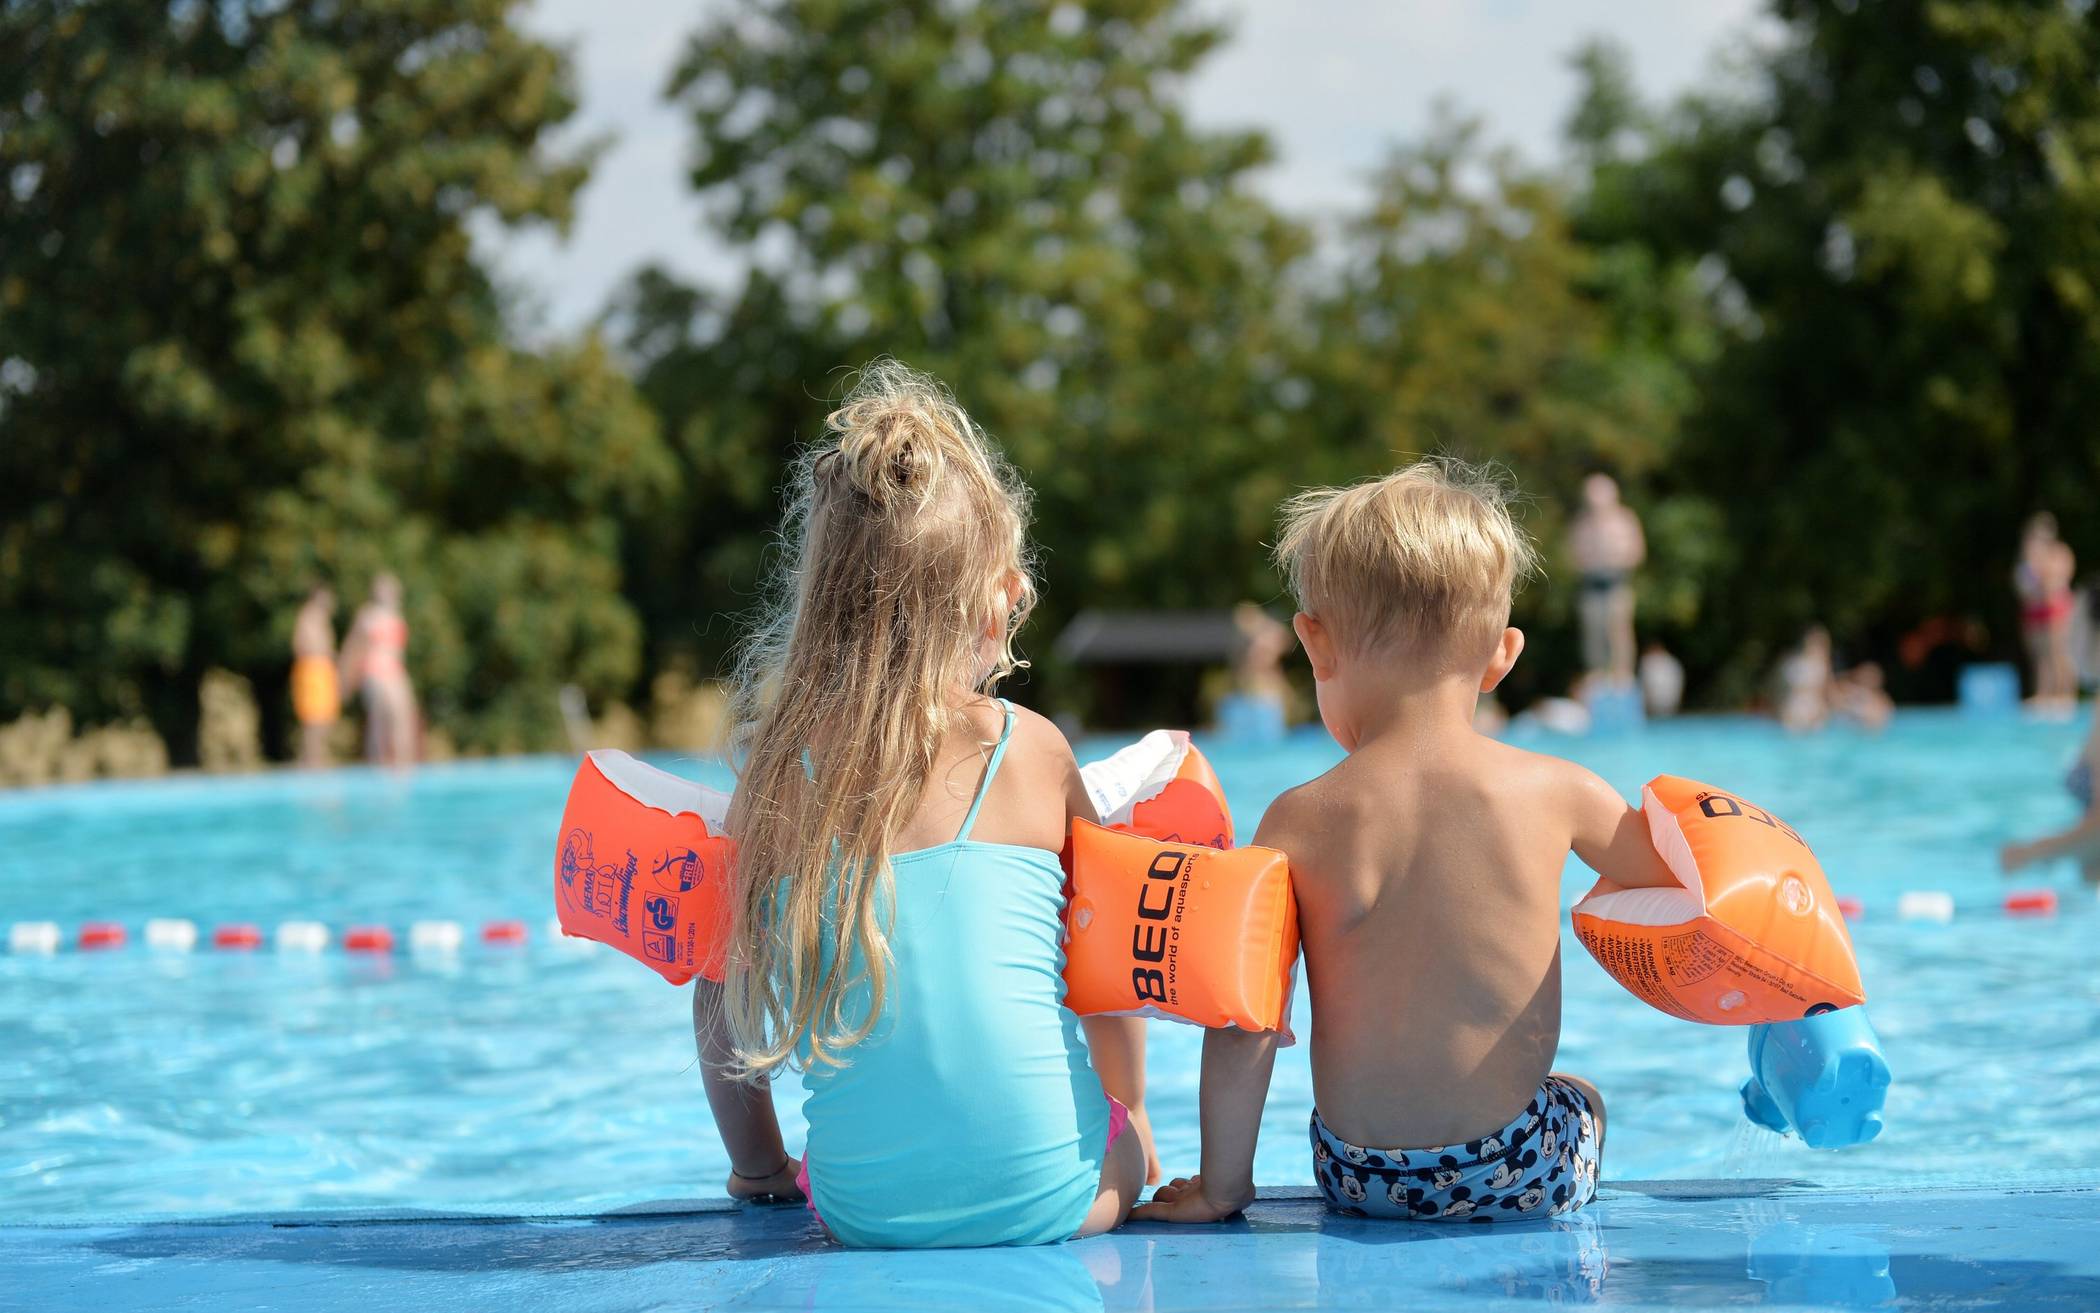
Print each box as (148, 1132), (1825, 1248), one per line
(1131, 848), (1194, 1008)
(1579, 920), (1809, 1018)
(1575, 922), (1687, 1020)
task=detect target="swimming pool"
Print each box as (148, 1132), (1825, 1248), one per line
(2, 709), (2096, 1226)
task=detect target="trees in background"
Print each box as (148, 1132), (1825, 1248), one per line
(1297, 107), (1714, 702)
(1573, 1), (2100, 697)
(0, 0), (667, 756)
(617, 0), (1691, 715)
(9, 0), (2098, 758)
(615, 0), (1308, 699)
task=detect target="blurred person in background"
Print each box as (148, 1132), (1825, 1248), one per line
(1831, 661), (1894, 733)
(289, 586), (340, 768)
(1638, 641), (1684, 718)
(1777, 626), (1834, 734)
(1567, 473), (1644, 686)
(1515, 675), (1594, 737)
(338, 573), (418, 767)
(1231, 602), (1295, 721)
(2015, 512), (2078, 712)
(2001, 709), (2100, 885)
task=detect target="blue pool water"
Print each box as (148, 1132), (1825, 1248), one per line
(2, 710), (2097, 1224)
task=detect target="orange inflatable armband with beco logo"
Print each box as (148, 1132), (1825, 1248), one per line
(1063, 733), (1297, 1035)
(554, 751), (735, 985)
(1572, 776), (1865, 1025)
(1063, 821), (1298, 1035)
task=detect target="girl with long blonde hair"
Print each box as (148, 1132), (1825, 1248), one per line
(691, 361), (1147, 1247)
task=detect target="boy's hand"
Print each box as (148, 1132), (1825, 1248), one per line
(726, 1156), (803, 1204)
(1131, 1174), (1253, 1224)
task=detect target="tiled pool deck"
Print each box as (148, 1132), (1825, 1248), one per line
(5, 1178), (2094, 1310)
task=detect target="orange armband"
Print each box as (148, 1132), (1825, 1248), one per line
(1080, 730), (1232, 849)
(553, 751), (735, 985)
(1572, 775), (1866, 1024)
(1061, 819), (1298, 1036)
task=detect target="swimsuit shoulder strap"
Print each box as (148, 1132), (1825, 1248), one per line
(953, 699), (1017, 843)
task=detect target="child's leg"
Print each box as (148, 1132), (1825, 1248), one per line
(1075, 1100), (1148, 1237)
(1082, 1015), (1158, 1183)
(1552, 1072), (1607, 1159)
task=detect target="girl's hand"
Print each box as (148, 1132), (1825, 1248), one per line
(726, 1156), (804, 1204)
(1130, 1173), (1253, 1224)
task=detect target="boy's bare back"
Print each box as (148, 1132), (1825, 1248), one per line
(1262, 729), (1656, 1150)
(1137, 460), (1677, 1227)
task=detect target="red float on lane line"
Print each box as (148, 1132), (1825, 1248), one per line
(212, 924), (263, 950)
(343, 926), (396, 953)
(77, 922), (126, 950)
(2004, 889), (2058, 917)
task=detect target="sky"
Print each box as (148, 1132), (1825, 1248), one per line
(489, 0), (1770, 335)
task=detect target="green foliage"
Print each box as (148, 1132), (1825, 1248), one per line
(16, 0), (2087, 743)
(616, 0), (1310, 710)
(0, 0), (669, 757)
(1297, 107), (1710, 696)
(1574, 2), (2100, 694)
(617, 0), (1707, 714)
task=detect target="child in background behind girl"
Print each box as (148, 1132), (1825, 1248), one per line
(691, 361), (1149, 1247)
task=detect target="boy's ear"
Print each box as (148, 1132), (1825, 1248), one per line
(1481, 627), (1525, 692)
(1293, 612), (1339, 681)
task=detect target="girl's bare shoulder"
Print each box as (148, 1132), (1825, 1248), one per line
(949, 699), (1073, 851)
(1002, 701), (1077, 762)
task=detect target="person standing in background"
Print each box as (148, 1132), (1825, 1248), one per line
(289, 586), (340, 768)
(1567, 473), (1645, 686)
(1228, 602), (1295, 726)
(2015, 512), (2078, 712)
(1777, 626), (1834, 734)
(337, 573), (418, 767)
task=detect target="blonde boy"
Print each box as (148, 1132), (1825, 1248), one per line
(1135, 460), (1679, 1224)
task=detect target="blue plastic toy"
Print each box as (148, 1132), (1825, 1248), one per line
(1957, 662), (2021, 717)
(1740, 1007), (1891, 1148)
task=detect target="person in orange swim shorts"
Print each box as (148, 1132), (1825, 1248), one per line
(290, 586), (340, 768)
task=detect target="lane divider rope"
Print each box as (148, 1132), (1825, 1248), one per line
(8, 887), (2088, 959)
(5, 918), (554, 957)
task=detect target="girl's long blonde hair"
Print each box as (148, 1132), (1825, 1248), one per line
(723, 360), (1035, 1078)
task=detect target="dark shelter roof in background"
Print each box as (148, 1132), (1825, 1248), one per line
(1054, 609), (1248, 665)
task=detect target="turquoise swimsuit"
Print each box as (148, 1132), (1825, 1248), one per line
(796, 701), (1113, 1247)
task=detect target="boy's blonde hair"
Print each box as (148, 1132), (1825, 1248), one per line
(724, 359), (1034, 1078)
(1274, 458), (1538, 664)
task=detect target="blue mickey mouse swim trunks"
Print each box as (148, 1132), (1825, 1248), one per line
(1310, 1076), (1600, 1221)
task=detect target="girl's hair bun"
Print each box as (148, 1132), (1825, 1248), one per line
(824, 359), (971, 509)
